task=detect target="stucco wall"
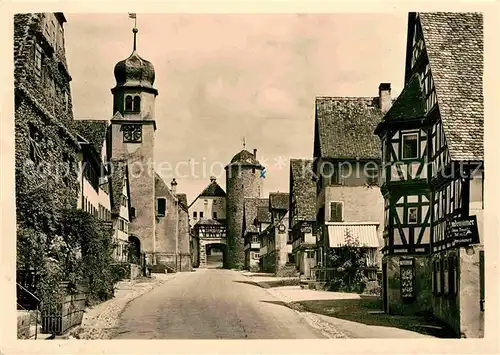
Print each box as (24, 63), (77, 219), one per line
(155, 183), (178, 255)
(110, 123), (156, 256)
(190, 196), (226, 223)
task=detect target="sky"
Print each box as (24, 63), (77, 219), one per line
(64, 13), (408, 204)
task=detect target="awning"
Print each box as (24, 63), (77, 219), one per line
(327, 223), (380, 248)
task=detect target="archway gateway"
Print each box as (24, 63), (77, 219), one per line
(205, 243), (227, 269)
(193, 219), (228, 269)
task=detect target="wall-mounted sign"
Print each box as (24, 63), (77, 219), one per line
(399, 258), (416, 299)
(446, 216), (480, 247)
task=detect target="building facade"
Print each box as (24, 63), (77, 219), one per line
(374, 12), (484, 338)
(14, 13), (81, 237)
(289, 159), (317, 279)
(259, 193), (295, 275)
(242, 197), (263, 271)
(312, 85), (390, 283)
(189, 177), (228, 268)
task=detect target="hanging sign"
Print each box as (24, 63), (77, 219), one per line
(446, 216), (480, 247)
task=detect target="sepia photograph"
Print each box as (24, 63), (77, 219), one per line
(7, 3), (493, 348)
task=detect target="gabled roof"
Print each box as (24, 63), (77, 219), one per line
(417, 12), (483, 161)
(199, 180), (226, 197)
(243, 197), (259, 233)
(314, 97), (384, 160)
(256, 198), (271, 223)
(269, 192), (289, 211)
(195, 219), (224, 226)
(375, 74), (426, 134)
(188, 178), (226, 209)
(71, 119), (108, 155)
(290, 159), (316, 222)
(109, 158), (128, 215)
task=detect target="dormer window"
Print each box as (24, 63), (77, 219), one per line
(401, 132), (419, 160)
(124, 95), (141, 112)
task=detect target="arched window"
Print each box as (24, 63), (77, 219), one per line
(125, 95), (133, 111)
(133, 96), (141, 112)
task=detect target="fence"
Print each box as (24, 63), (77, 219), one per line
(41, 282), (88, 335)
(17, 282), (41, 339)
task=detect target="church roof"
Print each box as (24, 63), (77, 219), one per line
(109, 159), (128, 215)
(417, 12), (483, 161)
(290, 159), (316, 222)
(71, 119), (108, 155)
(176, 193), (188, 211)
(113, 28), (156, 92)
(314, 96), (384, 160)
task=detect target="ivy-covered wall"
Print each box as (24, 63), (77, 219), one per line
(383, 254), (432, 316)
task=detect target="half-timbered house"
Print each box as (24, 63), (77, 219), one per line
(374, 12), (484, 337)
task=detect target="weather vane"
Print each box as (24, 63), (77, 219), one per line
(128, 13), (138, 50)
(242, 136), (246, 149)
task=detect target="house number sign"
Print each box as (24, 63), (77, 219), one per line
(399, 258), (416, 299)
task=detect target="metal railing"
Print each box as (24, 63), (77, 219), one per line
(16, 282), (41, 339)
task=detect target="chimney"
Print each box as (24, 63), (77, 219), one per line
(171, 178), (178, 194)
(378, 83), (392, 114)
(210, 176), (216, 183)
(253, 149), (257, 159)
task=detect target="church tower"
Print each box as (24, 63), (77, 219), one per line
(108, 23), (158, 263)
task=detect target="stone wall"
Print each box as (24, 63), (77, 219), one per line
(226, 165), (262, 268)
(178, 207), (191, 269)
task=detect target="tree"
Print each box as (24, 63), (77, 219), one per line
(326, 230), (370, 293)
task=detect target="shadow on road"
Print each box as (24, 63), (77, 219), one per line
(233, 280), (263, 288)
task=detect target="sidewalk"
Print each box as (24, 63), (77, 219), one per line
(242, 273), (434, 339)
(61, 273), (177, 340)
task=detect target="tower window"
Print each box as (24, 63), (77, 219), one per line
(133, 96), (141, 112)
(125, 95), (141, 112)
(125, 96), (133, 111)
(157, 198), (166, 217)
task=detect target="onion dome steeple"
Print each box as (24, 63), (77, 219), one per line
(112, 23), (156, 92)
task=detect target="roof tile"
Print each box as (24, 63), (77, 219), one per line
(419, 12), (483, 161)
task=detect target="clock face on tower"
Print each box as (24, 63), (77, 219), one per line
(122, 124), (142, 143)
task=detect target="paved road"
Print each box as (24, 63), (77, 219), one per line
(113, 269), (326, 339)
